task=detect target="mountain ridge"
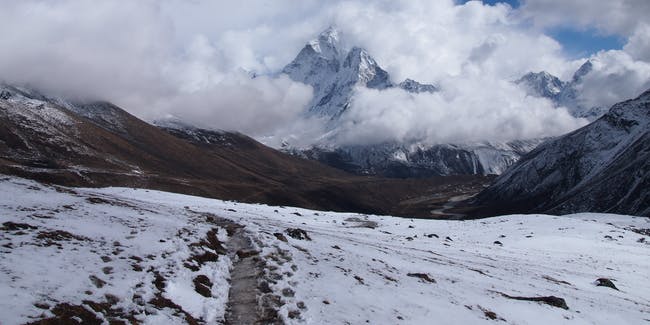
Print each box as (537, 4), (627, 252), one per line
(474, 88), (650, 217)
(0, 83), (489, 217)
(516, 60), (608, 120)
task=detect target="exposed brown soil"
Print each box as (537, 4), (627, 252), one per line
(0, 99), (491, 218)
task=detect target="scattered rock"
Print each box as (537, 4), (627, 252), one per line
(193, 275), (213, 297)
(500, 293), (569, 309)
(104, 294), (119, 305)
(86, 197), (111, 204)
(186, 228), (227, 271)
(282, 288), (295, 297)
(101, 267), (113, 275)
(33, 302), (50, 310)
(292, 212), (302, 216)
(477, 305), (505, 321)
(445, 236), (453, 242)
(129, 255), (143, 262)
(426, 233), (439, 238)
(595, 278), (619, 290)
(332, 245), (341, 250)
(89, 275), (106, 289)
(542, 275), (572, 286)
(493, 241), (503, 246)
(297, 301), (306, 310)
(36, 230), (89, 244)
(33, 303), (103, 324)
(236, 249), (260, 259)
(484, 310), (497, 320)
(288, 310), (301, 319)
(258, 281), (272, 294)
(628, 228), (650, 236)
(407, 273), (436, 283)
(638, 237), (646, 243)
(322, 300), (330, 305)
(1, 221), (37, 231)
(273, 232), (288, 242)
(354, 275), (365, 285)
(286, 228), (311, 241)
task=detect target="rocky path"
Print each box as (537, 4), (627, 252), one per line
(224, 223), (263, 325)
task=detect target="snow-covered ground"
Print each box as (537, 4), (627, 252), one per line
(1, 175), (649, 324)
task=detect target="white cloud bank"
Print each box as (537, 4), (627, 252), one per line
(0, 0), (648, 147)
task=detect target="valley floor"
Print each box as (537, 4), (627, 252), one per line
(0, 175), (649, 324)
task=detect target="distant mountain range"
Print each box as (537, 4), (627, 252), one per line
(474, 88), (650, 217)
(280, 27), (594, 177)
(516, 60), (608, 120)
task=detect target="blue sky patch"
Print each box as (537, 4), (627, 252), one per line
(458, 0), (624, 58)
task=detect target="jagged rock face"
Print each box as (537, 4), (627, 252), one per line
(475, 89), (650, 217)
(294, 139), (546, 177)
(282, 27), (434, 119)
(516, 61), (608, 120)
(398, 79), (438, 94)
(0, 84), (130, 135)
(516, 72), (565, 100)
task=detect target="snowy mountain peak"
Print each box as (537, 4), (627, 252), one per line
(516, 71), (565, 99)
(516, 61), (606, 120)
(307, 26), (343, 60)
(317, 26), (341, 46)
(344, 47), (392, 89)
(283, 27), (437, 119)
(572, 60), (593, 83)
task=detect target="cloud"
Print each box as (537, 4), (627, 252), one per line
(160, 72), (316, 139)
(0, 0), (647, 148)
(333, 77), (587, 146)
(517, 0), (650, 36)
(623, 23), (650, 62)
(330, 0), (572, 82)
(575, 51), (650, 110)
(0, 0), (318, 138)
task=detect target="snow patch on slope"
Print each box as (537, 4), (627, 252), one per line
(2, 175), (649, 324)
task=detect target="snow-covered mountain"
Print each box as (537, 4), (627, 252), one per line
(516, 61), (608, 120)
(281, 28), (544, 177)
(282, 27), (436, 119)
(294, 139), (545, 177)
(476, 89), (650, 217)
(2, 175), (649, 324)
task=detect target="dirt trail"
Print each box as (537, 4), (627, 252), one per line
(224, 224), (261, 325)
(430, 194), (473, 219)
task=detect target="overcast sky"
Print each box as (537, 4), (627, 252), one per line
(1, 0), (649, 147)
